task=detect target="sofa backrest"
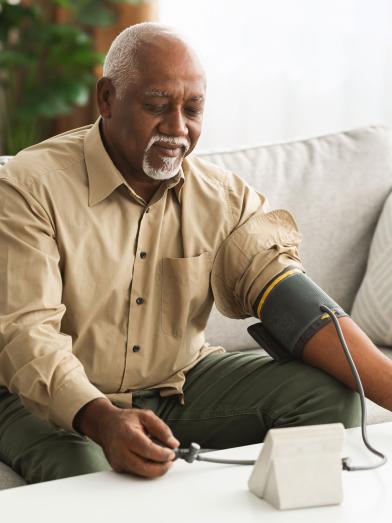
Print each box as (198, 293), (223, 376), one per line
(200, 126), (392, 313)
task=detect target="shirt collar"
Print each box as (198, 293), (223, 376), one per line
(168, 169), (185, 202)
(84, 119), (125, 206)
(84, 118), (185, 206)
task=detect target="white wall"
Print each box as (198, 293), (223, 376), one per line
(159, 0), (392, 151)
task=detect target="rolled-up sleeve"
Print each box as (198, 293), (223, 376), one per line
(211, 206), (304, 319)
(0, 180), (105, 431)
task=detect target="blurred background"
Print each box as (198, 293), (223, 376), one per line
(1, 0), (392, 154)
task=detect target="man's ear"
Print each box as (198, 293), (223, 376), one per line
(96, 77), (116, 118)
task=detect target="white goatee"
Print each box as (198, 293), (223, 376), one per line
(142, 135), (190, 181)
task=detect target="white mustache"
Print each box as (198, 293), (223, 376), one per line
(145, 135), (190, 153)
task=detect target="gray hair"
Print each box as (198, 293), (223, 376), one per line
(103, 22), (188, 98)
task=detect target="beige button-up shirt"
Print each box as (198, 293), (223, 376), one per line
(0, 120), (303, 431)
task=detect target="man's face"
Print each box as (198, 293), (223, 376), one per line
(98, 39), (206, 182)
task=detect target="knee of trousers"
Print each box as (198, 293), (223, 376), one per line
(322, 381), (361, 429)
(25, 438), (112, 484)
(56, 441), (111, 478)
(297, 373), (362, 429)
(268, 363), (362, 430)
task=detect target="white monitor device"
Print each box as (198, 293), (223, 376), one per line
(248, 423), (345, 510)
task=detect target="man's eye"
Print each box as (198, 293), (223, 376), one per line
(185, 107), (203, 117)
(145, 104), (167, 114)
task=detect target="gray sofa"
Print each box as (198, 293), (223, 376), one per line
(1, 125), (392, 489)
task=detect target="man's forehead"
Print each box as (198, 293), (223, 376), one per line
(135, 38), (206, 95)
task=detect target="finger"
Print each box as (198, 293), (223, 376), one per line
(140, 410), (180, 448)
(125, 428), (175, 463)
(121, 450), (174, 479)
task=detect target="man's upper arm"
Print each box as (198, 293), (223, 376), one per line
(211, 175), (304, 319)
(0, 179), (104, 431)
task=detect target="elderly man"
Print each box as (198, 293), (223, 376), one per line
(0, 23), (391, 484)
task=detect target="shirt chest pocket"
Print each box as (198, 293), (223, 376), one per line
(161, 252), (213, 338)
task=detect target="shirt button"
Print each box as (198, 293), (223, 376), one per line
(140, 251), (147, 259)
(136, 297), (144, 305)
(145, 207), (150, 214)
(132, 345), (140, 353)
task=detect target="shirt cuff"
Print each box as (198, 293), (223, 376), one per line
(47, 372), (106, 432)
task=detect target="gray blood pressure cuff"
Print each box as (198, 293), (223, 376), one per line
(247, 266), (348, 361)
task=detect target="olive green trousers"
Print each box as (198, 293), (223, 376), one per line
(0, 351), (361, 484)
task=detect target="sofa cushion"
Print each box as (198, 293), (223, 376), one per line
(0, 462), (25, 490)
(351, 192), (392, 345)
(205, 305), (260, 351)
(200, 127), (392, 314)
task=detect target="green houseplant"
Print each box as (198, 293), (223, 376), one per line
(0, 0), (141, 155)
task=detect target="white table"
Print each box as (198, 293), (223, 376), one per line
(1, 422), (392, 523)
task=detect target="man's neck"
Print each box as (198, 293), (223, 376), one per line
(125, 176), (162, 204)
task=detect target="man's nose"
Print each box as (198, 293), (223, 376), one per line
(160, 108), (188, 137)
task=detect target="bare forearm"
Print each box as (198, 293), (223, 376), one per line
(73, 397), (119, 442)
(302, 316), (392, 411)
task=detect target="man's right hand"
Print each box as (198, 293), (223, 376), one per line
(74, 398), (180, 478)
